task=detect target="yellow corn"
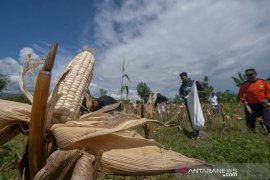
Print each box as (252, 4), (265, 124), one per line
(54, 50), (95, 122)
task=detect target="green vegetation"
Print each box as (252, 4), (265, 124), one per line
(98, 102), (270, 179)
(156, 119), (270, 164)
(232, 72), (246, 87)
(99, 88), (108, 96)
(0, 135), (26, 179)
(216, 90), (238, 103)
(151, 102), (270, 164)
(120, 59), (131, 99)
(2, 95), (31, 104)
(172, 94), (182, 104)
(198, 75), (214, 103)
(0, 74), (10, 93)
(136, 82), (151, 103)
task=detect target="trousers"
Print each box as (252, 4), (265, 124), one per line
(245, 103), (270, 133)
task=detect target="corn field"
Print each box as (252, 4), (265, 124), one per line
(0, 43), (211, 179)
(0, 43), (269, 180)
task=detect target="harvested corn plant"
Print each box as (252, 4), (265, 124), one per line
(0, 43), (209, 179)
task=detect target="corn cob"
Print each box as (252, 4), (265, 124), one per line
(54, 50), (94, 122)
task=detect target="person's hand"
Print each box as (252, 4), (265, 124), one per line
(260, 99), (269, 104)
(184, 95), (189, 100)
(242, 100), (248, 105)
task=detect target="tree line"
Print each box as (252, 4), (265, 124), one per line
(1, 71), (269, 105)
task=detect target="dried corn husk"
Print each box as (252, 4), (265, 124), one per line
(71, 152), (95, 180)
(100, 145), (209, 175)
(19, 55), (44, 104)
(33, 150), (82, 180)
(52, 118), (163, 148)
(51, 117), (209, 175)
(0, 125), (20, 146)
(79, 102), (121, 120)
(0, 100), (31, 130)
(1, 47), (211, 178)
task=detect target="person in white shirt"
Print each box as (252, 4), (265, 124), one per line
(208, 92), (219, 114)
(154, 93), (168, 119)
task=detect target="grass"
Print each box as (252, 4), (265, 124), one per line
(1, 103), (270, 179)
(155, 106), (270, 164)
(0, 135), (26, 180)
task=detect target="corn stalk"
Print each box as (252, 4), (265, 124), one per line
(28, 43), (57, 179)
(120, 58), (130, 100)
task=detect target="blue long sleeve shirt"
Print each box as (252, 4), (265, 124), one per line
(179, 79), (204, 100)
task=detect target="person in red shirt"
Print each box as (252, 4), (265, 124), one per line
(238, 68), (270, 133)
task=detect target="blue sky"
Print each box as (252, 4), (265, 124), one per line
(1, 0), (270, 99)
(0, 0), (97, 57)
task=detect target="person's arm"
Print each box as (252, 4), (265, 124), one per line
(164, 96), (169, 104)
(238, 85), (246, 103)
(179, 86), (186, 99)
(238, 84), (253, 113)
(265, 81), (270, 101)
(164, 96), (168, 101)
(260, 81), (270, 103)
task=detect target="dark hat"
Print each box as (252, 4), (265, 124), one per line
(179, 72), (188, 76)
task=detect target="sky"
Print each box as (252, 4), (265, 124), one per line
(1, 0), (270, 99)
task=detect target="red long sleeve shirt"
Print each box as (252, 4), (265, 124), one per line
(238, 79), (270, 104)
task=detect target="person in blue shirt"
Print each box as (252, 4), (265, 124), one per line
(179, 72), (204, 137)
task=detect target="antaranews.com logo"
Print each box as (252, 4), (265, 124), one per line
(176, 163), (270, 179)
(176, 165), (238, 178)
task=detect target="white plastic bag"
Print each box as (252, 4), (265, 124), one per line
(186, 81), (205, 130)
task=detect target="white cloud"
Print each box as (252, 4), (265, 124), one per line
(105, 89), (139, 101)
(0, 45), (74, 94)
(0, 57), (21, 75)
(89, 0), (270, 97)
(0, 57), (22, 93)
(0, 47), (44, 94)
(2, 1), (270, 99)
(90, 83), (97, 87)
(19, 47), (40, 64)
